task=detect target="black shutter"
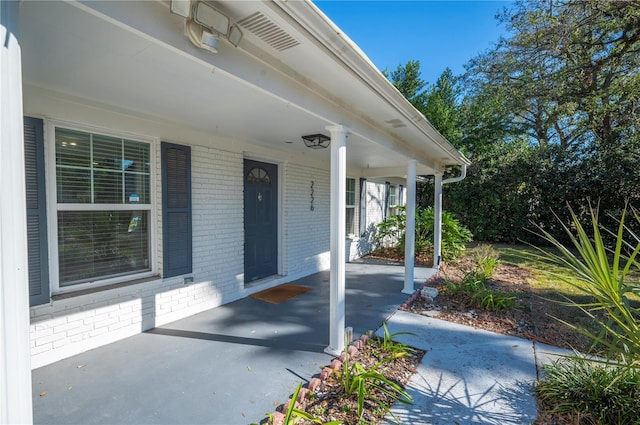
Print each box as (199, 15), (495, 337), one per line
(24, 117), (50, 306)
(359, 178), (367, 236)
(399, 184), (404, 206)
(161, 142), (192, 278)
(384, 181), (391, 219)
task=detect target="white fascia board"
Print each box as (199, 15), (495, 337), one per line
(272, 0), (470, 167)
(361, 164), (436, 179)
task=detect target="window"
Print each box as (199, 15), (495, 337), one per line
(346, 178), (356, 236)
(389, 184), (398, 206)
(54, 127), (152, 288)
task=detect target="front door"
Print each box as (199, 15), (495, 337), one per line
(244, 160), (278, 283)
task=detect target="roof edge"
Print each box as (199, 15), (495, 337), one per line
(273, 0), (470, 166)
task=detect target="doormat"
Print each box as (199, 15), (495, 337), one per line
(249, 283), (312, 304)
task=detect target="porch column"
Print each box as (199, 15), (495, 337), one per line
(402, 159), (417, 294)
(325, 124), (349, 356)
(0, 2), (34, 423)
(433, 172), (443, 268)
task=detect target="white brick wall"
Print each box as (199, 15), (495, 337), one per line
(30, 143), (248, 369)
(29, 140), (394, 368)
(284, 163), (331, 277)
(191, 146), (245, 300)
(29, 276), (234, 368)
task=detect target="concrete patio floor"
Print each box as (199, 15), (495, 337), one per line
(32, 261), (435, 425)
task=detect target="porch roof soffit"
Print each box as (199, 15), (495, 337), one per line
(19, 0), (468, 174)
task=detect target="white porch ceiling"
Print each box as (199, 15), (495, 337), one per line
(19, 1), (465, 177)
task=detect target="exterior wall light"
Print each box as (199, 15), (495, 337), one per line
(228, 24), (243, 48)
(186, 20), (220, 53)
(302, 134), (331, 149)
(170, 0), (192, 18)
(171, 0), (243, 51)
(194, 2), (230, 37)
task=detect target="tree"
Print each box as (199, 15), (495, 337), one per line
(423, 68), (463, 146)
(384, 60), (428, 112)
(466, 0), (640, 150)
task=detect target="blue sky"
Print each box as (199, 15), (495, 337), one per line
(315, 1), (511, 85)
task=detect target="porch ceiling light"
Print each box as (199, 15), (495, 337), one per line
(302, 134), (331, 149)
(194, 2), (230, 37)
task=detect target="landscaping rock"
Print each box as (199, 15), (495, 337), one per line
(420, 286), (439, 302)
(270, 411), (285, 425)
(307, 378), (322, 392)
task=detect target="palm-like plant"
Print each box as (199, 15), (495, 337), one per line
(334, 348), (413, 422)
(530, 204), (640, 368)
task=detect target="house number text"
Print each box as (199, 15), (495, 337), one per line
(310, 181), (315, 211)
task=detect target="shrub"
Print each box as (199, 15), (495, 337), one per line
(445, 273), (517, 311)
(471, 244), (501, 280)
(536, 357), (640, 425)
(444, 247), (518, 310)
(375, 206), (473, 263)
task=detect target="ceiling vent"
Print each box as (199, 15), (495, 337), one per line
(385, 119), (407, 128)
(237, 11), (300, 52)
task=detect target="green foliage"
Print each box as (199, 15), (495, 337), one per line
(530, 204), (640, 368)
(536, 356), (640, 425)
(445, 271), (518, 311)
(375, 206), (473, 263)
(422, 68), (463, 145)
(375, 211), (405, 250)
(384, 60), (428, 112)
(471, 244), (501, 280)
(372, 322), (415, 358)
(445, 247), (518, 310)
(441, 139), (540, 243)
(395, 0), (640, 245)
(333, 347), (412, 422)
(470, 289), (518, 311)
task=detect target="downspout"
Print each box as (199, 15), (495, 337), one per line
(433, 164), (467, 269)
(443, 163), (467, 185)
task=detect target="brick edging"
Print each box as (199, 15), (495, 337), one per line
(269, 333), (371, 425)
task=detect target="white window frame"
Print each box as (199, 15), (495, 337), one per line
(389, 184), (398, 207)
(346, 177), (357, 237)
(46, 120), (157, 294)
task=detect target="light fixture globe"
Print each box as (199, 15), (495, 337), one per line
(302, 133), (331, 149)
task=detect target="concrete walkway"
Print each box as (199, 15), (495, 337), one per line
(381, 311), (569, 425)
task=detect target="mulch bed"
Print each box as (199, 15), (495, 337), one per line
(266, 336), (424, 425)
(405, 259), (595, 358)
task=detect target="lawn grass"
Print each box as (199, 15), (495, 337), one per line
(492, 243), (640, 303)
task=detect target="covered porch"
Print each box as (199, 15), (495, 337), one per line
(1, 1), (469, 421)
(32, 261), (436, 425)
